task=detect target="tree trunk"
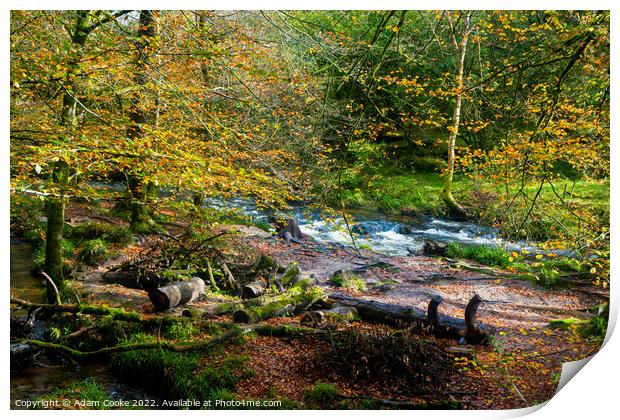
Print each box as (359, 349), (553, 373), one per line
(128, 177), (156, 232)
(127, 10), (159, 232)
(44, 163), (69, 302)
(442, 13), (473, 219)
(148, 277), (206, 311)
(233, 287), (324, 324)
(273, 217), (306, 245)
(43, 12), (92, 302)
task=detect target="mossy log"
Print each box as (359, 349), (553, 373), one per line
(279, 261), (301, 287)
(233, 287), (325, 324)
(328, 292), (494, 344)
(148, 277), (206, 311)
(242, 255), (288, 299)
(300, 306), (358, 329)
(181, 302), (240, 318)
(19, 327), (250, 360)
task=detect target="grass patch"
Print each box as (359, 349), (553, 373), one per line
(111, 333), (252, 402)
(78, 239), (110, 266)
(303, 382), (341, 409)
(337, 167), (456, 215)
(446, 243), (512, 268)
(37, 379), (110, 409)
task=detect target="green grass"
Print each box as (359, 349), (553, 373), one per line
(37, 379), (110, 409)
(303, 382), (341, 409)
(78, 239), (110, 266)
(111, 333), (253, 402)
(446, 243), (512, 268)
(338, 167), (459, 215)
(336, 164), (609, 243)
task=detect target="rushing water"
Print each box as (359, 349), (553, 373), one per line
(87, 181), (536, 256)
(204, 197), (536, 256)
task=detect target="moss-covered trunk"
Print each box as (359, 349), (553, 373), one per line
(44, 163), (69, 301)
(43, 12), (92, 302)
(126, 11), (159, 232)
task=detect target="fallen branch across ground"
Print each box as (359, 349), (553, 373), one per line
(19, 327), (250, 359)
(10, 298), (192, 327)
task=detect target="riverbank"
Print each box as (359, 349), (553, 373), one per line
(336, 166), (610, 242)
(9, 199), (609, 410)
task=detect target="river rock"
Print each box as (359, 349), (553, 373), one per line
(423, 240), (448, 256)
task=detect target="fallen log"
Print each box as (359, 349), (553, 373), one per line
(181, 302), (240, 318)
(328, 292), (494, 344)
(279, 261), (301, 287)
(233, 287), (324, 324)
(147, 277), (206, 311)
(19, 327), (250, 360)
(241, 278), (268, 299)
(300, 306), (358, 329)
(464, 294), (491, 344)
(328, 292), (426, 326)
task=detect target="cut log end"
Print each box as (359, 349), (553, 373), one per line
(148, 277), (206, 311)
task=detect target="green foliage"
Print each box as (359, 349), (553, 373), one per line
(529, 257), (584, 289)
(330, 270), (366, 291)
(71, 222), (132, 246)
(535, 263), (560, 288)
(37, 379), (109, 409)
(163, 321), (200, 341)
(446, 243), (512, 268)
(78, 239), (110, 266)
(31, 239), (74, 273)
(10, 195), (44, 240)
(111, 333), (251, 401)
(581, 303), (609, 339)
(303, 382), (341, 409)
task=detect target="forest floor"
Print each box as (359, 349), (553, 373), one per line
(63, 202), (608, 410)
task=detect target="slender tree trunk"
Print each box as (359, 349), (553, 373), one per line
(44, 11), (90, 300)
(44, 162), (69, 302)
(442, 14), (473, 219)
(128, 10), (159, 232)
(191, 11), (211, 209)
